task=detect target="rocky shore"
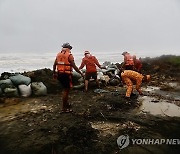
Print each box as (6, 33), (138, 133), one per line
(0, 55), (180, 154)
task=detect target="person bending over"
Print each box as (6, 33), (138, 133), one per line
(121, 70), (150, 99)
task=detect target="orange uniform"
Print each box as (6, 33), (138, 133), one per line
(55, 50), (74, 74)
(121, 70), (143, 97)
(55, 49), (74, 88)
(79, 55), (101, 73)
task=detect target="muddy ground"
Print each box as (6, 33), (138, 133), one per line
(0, 55), (180, 154)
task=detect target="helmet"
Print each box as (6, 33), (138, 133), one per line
(122, 51), (128, 55)
(84, 51), (90, 55)
(62, 42), (72, 49)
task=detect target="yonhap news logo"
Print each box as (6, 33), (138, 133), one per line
(117, 135), (180, 150)
(117, 135), (130, 149)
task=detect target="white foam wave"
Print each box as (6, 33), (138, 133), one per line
(0, 52), (123, 75)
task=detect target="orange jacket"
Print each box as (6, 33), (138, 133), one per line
(56, 50), (73, 74)
(79, 55), (101, 73)
(124, 53), (134, 66)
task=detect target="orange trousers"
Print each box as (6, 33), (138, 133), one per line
(123, 77), (142, 97)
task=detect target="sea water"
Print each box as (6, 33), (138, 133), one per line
(0, 51), (123, 75)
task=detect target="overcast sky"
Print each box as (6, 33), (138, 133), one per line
(0, 0), (180, 57)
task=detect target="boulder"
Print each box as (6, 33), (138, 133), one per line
(109, 79), (120, 86)
(72, 72), (82, 84)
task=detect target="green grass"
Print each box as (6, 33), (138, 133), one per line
(168, 56), (180, 66)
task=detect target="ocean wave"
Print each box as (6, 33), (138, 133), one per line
(0, 52), (123, 75)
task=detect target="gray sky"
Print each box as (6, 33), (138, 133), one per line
(0, 0), (180, 57)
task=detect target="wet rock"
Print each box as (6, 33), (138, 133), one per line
(106, 72), (115, 78)
(102, 61), (111, 67)
(72, 72), (82, 84)
(94, 89), (109, 94)
(109, 79), (120, 86)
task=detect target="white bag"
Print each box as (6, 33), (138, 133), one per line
(18, 84), (32, 97)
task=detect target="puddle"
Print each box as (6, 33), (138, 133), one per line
(143, 86), (180, 100)
(137, 96), (180, 117)
(143, 86), (160, 92)
(167, 82), (179, 88)
(155, 90), (180, 100)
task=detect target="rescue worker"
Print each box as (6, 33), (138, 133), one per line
(122, 51), (134, 70)
(121, 70), (150, 99)
(53, 43), (83, 113)
(79, 51), (103, 92)
(133, 55), (142, 73)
